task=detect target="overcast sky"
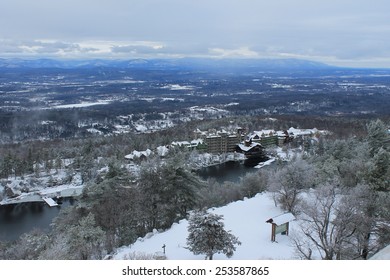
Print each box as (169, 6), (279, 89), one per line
(1, 0), (390, 67)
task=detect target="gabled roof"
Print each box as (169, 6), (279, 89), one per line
(248, 130), (277, 140)
(266, 212), (295, 226)
(125, 149), (153, 160)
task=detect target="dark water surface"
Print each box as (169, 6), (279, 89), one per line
(0, 198), (74, 241)
(196, 161), (259, 183)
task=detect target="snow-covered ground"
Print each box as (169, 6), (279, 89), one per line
(113, 192), (299, 260)
(370, 245), (390, 260)
(114, 188), (390, 261)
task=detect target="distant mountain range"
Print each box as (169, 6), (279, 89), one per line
(0, 57), (334, 71)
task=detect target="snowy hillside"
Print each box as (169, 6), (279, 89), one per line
(370, 245), (390, 260)
(113, 192), (298, 260)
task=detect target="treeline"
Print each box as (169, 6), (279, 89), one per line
(0, 125), (188, 180)
(0, 115), (375, 180)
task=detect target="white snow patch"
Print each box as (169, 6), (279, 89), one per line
(161, 84), (195, 91)
(370, 245), (390, 260)
(135, 124), (148, 132)
(87, 128), (104, 135)
(53, 101), (110, 109)
(254, 158), (276, 168)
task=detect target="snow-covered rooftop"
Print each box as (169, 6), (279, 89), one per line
(267, 212), (296, 226)
(124, 149), (153, 160)
(237, 142), (262, 152)
(156, 146), (169, 157)
(250, 130), (276, 138)
(246, 127), (328, 141)
(287, 127), (317, 136)
(171, 141), (191, 147)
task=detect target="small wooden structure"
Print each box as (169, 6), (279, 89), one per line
(41, 196), (58, 207)
(266, 212), (295, 242)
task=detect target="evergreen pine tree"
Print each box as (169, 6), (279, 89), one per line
(368, 148), (390, 192)
(66, 213), (105, 260)
(367, 119), (389, 156)
(186, 210), (241, 260)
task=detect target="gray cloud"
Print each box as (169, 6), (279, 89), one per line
(110, 44), (164, 55)
(0, 40), (100, 57)
(1, 0), (390, 67)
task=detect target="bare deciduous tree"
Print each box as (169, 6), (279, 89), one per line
(268, 159), (316, 214)
(294, 185), (363, 259)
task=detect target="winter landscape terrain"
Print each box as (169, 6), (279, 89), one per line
(113, 192), (390, 260)
(2, 3), (390, 280)
(113, 192), (301, 260)
(0, 58), (389, 262)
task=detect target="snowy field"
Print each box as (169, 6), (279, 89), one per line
(370, 245), (390, 260)
(113, 192), (299, 260)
